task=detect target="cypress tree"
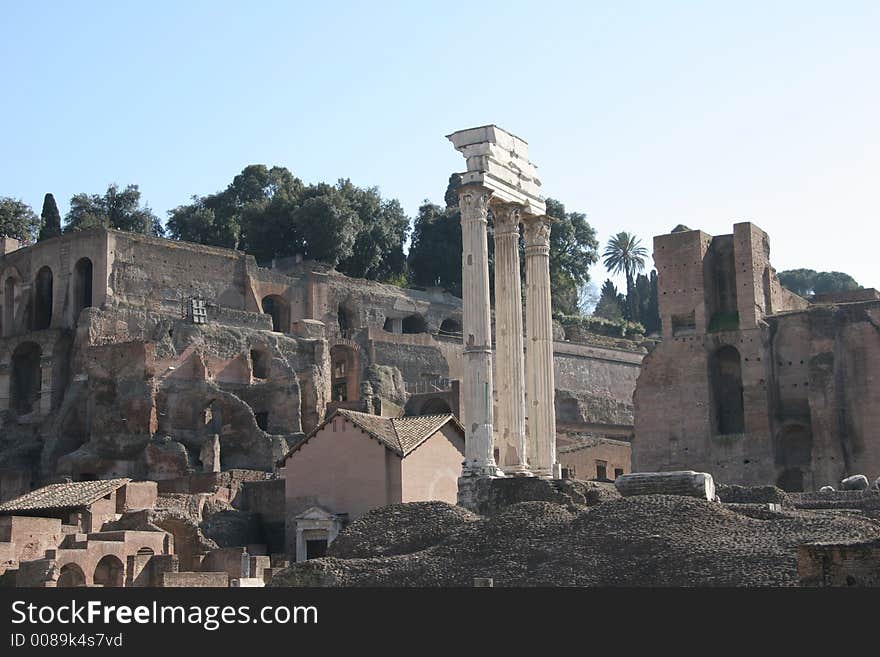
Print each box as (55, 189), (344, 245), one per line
(38, 193), (62, 241)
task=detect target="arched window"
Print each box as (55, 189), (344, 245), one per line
(11, 342), (41, 415)
(32, 266), (53, 330)
(136, 547), (155, 556)
(709, 345), (744, 434)
(93, 555), (124, 587)
(402, 314), (426, 334)
(57, 563), (86, 588)
(438, 318), (462, 336)
(261, 295), (288, 333)
(74, 258), (93, 318)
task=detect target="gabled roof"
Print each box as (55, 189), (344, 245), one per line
(0, 478), (130, 514)
(279, 410), (463, 465)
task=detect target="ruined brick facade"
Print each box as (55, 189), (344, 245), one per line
(1, 228), (641, 498)
(634, 222), (880, 491)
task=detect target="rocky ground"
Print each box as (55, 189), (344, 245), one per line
(269, 486), (880, 587)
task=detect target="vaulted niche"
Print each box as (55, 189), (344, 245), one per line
(709, 345), (744, 435)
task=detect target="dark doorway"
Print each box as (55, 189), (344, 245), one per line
(402, 314), (426, 334)
(74, 258), (93, 318)
(306, 539), (328, 560)
(32, 266), (53, 330)
(261, 295), (287, 333)
(777, 468), (804, 493)
(11, 342), (41, 415)
(709, 345), (745, 434)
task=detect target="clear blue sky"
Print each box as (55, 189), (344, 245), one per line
(2, 1), (878, 291)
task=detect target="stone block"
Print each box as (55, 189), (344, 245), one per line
(615, 471), (716, 501)
(841, 475), (869, 491)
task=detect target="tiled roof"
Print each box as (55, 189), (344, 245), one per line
(0, 479), (130, 513)
(279, 410), (462, 464)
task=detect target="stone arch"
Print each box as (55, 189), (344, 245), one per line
(261, 295), (289, 333)
(57, 563), (86, 588)
(709, 345), (744, 435)
(402, 314), (427, 334)
(32, 266), (53, 330)
(330, 344), (359, 402)
(93, 555), (124, 587)
(438, 317), (462, 336)
(11, 341), (41, 415)
(73, 257), (94, 319)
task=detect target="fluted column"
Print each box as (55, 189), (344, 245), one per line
(459, 185), (503, 477)
(523, 214), (558, 478)
(491, 202), (530, 475)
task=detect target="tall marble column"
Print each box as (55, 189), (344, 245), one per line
(523, 214), (558, 478)
(459, 185), (503, 477)
(491, 202), (530, 475)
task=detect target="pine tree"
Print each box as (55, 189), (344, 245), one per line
(38, 193), (62, 241)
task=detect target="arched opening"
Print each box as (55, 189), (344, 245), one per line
(57, 563), (86, 588)
(93, 555), (124, 587)
(74, 258), (93, 318)
(777, 469), (804, 493)
(438, 318), (462, 336)
(330, 345), (359, 402)
(709, 345), (744, 434)
(420, 398), (452, 415)
(3, 276), (15, 337)
(32, 266), (53, 330)
(251, 348), (270, 379)
(402, 314), (427, 334)
(11, 342), (41, 415)
(261, 295), (288, 333)
(775, 424), (813, 492)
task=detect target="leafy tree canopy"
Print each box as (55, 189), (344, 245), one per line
(0, 197), (39, 244)
(545, 198), (599, 315)
(167, 165), (408, 281)
(778, 268), (861, 296)
(65, 184), (163, 236)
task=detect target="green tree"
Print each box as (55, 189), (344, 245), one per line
(0, 197), (39, 243)
(593, 279), (624, 321)
(407, 201), (462, 296)
(168, 165), (408, 280)
(602, 231), (648, 320)
(777, 269), (818, 296)
(778, 269), (861, 296)
(545, 198), (599, 315)
(38, 193), (62, 241)
(65, 184), (163, 236)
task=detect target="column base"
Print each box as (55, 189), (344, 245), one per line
(530, 463), (562, 480)
(462, 464), (505, 478)
(502, 464), (535, 477)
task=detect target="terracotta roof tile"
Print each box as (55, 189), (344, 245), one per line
(0, 479), (130, 513)
(279, 410), (462, 464)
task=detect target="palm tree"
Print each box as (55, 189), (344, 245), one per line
(602, 232), (648, 321)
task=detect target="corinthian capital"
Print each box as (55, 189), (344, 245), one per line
(459, 186), (492, 223)
(522, 214), (552, 248)
(491, 202), (522, 236)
